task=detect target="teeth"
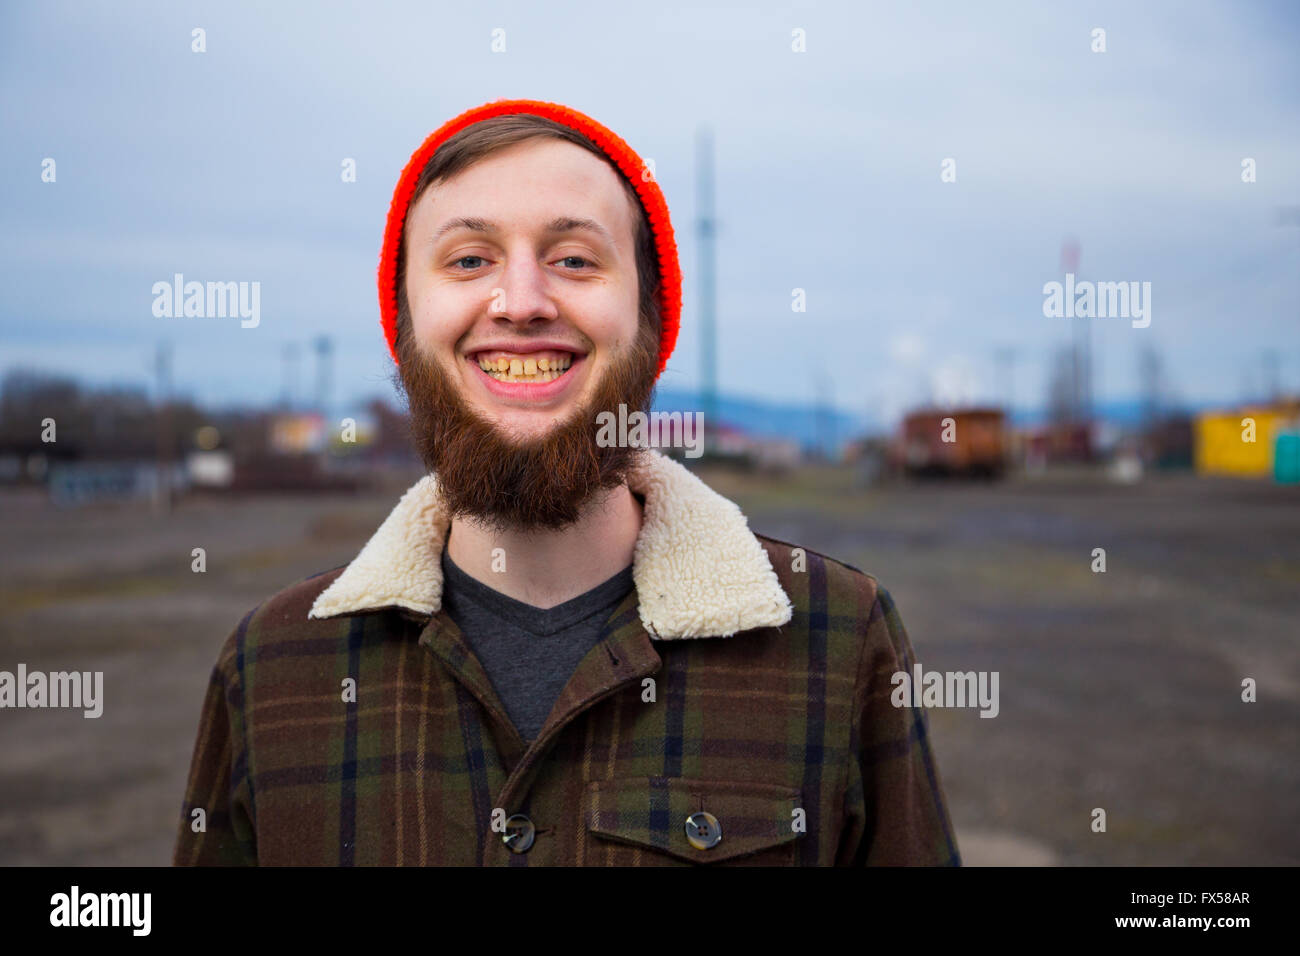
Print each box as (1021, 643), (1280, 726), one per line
(483, 368), (564, 383)
(475, 351), (574, 383)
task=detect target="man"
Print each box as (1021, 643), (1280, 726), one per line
(173, 98), (960, 866)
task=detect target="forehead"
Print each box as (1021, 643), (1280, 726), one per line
(407, 138), (637, 246)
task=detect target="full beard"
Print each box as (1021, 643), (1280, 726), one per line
(395, 316), (661, 534)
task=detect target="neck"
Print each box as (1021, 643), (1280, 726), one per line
(445, 483), (644, 609)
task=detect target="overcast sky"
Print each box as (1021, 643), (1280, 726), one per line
(2, 0), (1297, 428)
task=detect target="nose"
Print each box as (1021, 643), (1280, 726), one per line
(490, 247), (560, 326)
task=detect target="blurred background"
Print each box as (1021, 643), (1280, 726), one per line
(1, 0), (1296, 865)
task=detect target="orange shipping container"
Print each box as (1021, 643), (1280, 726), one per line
(899, 407), (1007, 477)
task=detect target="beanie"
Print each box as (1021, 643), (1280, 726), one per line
(378, 98), (682, 381)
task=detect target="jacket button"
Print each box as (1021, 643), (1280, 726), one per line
(684, 811), (722, 850)
(502, 814), (535, 853)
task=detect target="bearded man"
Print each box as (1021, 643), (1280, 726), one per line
(173, 99), (960, 867)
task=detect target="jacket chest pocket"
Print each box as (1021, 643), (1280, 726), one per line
(582, 776), (802, 866)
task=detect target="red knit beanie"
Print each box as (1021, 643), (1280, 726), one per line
(379, 98), (682, 381)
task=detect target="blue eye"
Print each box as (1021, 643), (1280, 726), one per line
(455, 256), (485, 269)
(560, 256), (590, 269)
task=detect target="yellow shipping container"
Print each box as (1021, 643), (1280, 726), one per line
(1194, 406), (1294, 476)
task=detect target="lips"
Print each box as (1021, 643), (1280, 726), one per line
(468, 341), (587, 358)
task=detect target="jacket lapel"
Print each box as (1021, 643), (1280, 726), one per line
(308, 449), (793, 640)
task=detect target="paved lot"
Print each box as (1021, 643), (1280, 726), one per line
(0, 464), (1296, 865)
(705, 464), (1300, 865)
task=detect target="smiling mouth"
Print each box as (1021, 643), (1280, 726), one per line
(473, 350), (576, 384)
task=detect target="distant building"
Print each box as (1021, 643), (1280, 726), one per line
(1142, 414), (1194, 471)
(186, 449), (235, 487)
(1194, 398), (1300, 480)
(705, 422), (802, 471)
(47, 460), (188, 506)
(269, 413), (327, 454)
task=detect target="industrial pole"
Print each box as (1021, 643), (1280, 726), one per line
(994, 346), (1018, 420)
(314, 336), (334, 467)
(314, 336), (333, 421)
(696, 126), (717, 456)
(281, 344), (300, 412)
(1061, 238), (1090, 426)
(1139, 345), (1162, 428)
(810, 362), (834, 461)
(1262, 348), (1280, 403)
(153, 340), (173, 516)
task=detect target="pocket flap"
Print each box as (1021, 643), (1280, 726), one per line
(584, 776), (802, 864)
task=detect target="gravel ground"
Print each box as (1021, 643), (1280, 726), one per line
(704, 464), (1300, 865)
(0, 464), (1296, 865)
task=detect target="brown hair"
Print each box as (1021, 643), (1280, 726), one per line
(393, 114), (662, 353)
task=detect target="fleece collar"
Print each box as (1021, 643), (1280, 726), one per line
(307, 450), (793, 639)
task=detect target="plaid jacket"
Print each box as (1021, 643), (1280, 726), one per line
(173, 450), (960, 866)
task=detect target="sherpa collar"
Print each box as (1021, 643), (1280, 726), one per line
(308, 449), (793, 640)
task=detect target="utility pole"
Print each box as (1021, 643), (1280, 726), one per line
(1061, 238), (1091, 425)
(994, 346), (1018, 420)
(314, 336), (333, 421)
(1262, 348), (1281, 403)
(1138, 345), (1162, 428)
(810, 362), (835, 461)
(281, 344), (300, 412)
(153, 340), (173, 516)
(696, 126), (718, 456)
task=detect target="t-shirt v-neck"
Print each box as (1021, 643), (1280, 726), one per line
(437, 548), (636, 743)
(440, 550), (635, 635)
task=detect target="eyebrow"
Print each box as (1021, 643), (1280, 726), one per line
(429, 216), (616, 246)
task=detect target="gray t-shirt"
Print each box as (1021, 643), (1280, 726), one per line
(439, 548), (635, 743)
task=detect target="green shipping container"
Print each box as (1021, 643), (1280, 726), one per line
(1275, 431), (1300, 484)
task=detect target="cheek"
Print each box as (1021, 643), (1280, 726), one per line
(575, 286), (639, 345)
(409, 284), (477, 345)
